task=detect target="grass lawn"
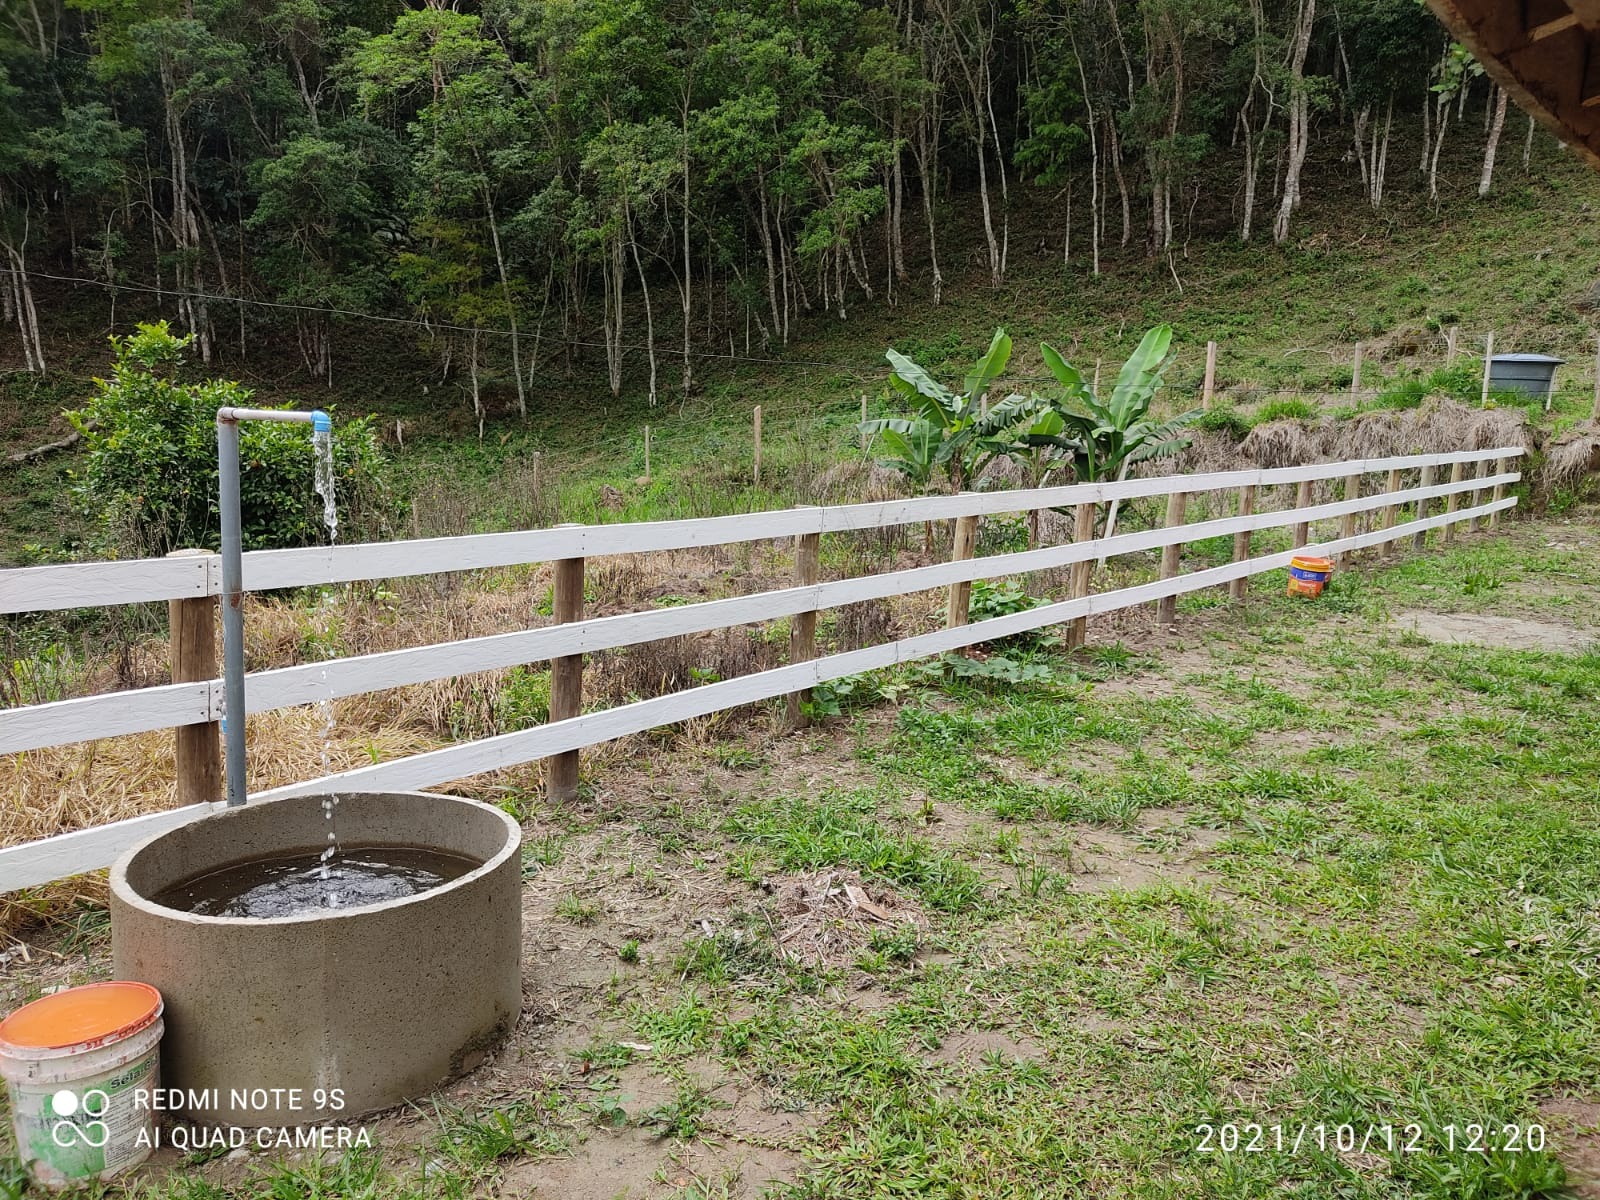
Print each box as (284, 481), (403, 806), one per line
(4, 513), (1600, 1200)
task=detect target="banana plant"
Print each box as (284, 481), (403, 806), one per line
(1015, 325), (1200, 557)
(860, 327), (1015, 494)
(1036, 324), (1199, 483)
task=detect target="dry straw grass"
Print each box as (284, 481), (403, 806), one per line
(1543, 422), (1600, 495)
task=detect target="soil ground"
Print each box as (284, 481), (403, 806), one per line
(3, 511), (1599, 1199)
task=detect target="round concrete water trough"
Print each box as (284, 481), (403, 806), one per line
(110, 792), (521, 1128)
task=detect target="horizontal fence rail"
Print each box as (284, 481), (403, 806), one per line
(0, 446), (1518, 615)
(0, 446), (1524, 892)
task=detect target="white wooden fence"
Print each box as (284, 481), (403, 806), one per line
(0, 445), (1523, 892)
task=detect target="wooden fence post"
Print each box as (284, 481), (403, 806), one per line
(169, 549), (221, 807)
(1155, 491), (1187, 627)
(1202, 341), (1217, 409)
(1292, 480), (1313, 548)
(1490, 456), (1509, 528)
(785, 522), (822, 730)
(1443, 461), (1465, 544)
(1229, 485), (1256, 600)
(1351, 343), (1363, 396)
(946, 512), (980, 628)
(1413, 464), (1435, 551)
(1338, 473), (1361, 566)
(1066, 501), (1096, 650)
(1446, 325), (1459, 364)
(1380, 468), (1402, 547)
(753, 406), (763, 486)
(547, 537), (585, 803)
(1481, 332), (1495, 406)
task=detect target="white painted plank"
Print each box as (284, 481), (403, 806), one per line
(0, 448), (1525, 610)
(0, 468), (1520, 753)
(0, 492), (1516, 889)
(0, 555), (211, 615)
(0, 803), (221, 893)
(0, 681), (215, 755)
(247, 446), (1524, 588)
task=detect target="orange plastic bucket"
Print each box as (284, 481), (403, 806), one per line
(1287, 555), (1334, 598)
(0, 982), (164, 1188)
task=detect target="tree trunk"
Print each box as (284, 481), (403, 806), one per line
(1479, 84), (1508, 197)
(630, 229), (658, 408)
(1272, 0), (1316, 245)
(484, 196), (526, 418)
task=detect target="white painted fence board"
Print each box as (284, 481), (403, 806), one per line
(1, 447), (1524, 610)
(0, 681), (215, 755)
(0, 803), (221, 893)
(0, 555), (211, 615)
(0, 469), (1520, 754)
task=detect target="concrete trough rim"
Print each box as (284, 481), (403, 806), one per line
(109, 790), (521, 928)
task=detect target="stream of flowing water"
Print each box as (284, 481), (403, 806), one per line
(312, 427), (343, 903)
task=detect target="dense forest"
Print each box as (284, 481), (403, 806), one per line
(1, 0), (1531, 414)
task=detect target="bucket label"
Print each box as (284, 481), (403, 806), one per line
(12, 1054), (157, 1183)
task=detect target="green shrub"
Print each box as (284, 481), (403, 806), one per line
(67, 322), (394, 556)
(1195, 405), (1251, 439)
(1253, 397), (1316, 423)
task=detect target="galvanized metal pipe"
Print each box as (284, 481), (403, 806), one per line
(216, 407), (328, 806)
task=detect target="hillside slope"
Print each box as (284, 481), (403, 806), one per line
(4, 132), (1599, 560)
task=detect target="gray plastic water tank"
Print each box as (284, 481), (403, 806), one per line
(1488, 353), (1564, 401)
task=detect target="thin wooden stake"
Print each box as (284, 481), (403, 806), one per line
(1481, 331), (1495, 406)
(785, 525), (822, 730)
(946, 512), (980, 629)
(753, 406), (763, 486)
(1443, 461), (1465, 543)
(1338, 474), (1361, 566)
(169, 549), (221, 808)
(1202, 341), (1217, 409)
(1413, 464), (1436, 551)
(1066, 502), (1096, 650)
(1351, 342), (1363, 396)
(1092, 359), (1102, 396)
(1292, 480), (1313, 548)
(1446, 325), (1459, 364)
(1593, 334), (1600, 421)
(1155, 491), (1187, 626)
(547, 536), (584, 803)
(1229, 485), (1256, 600)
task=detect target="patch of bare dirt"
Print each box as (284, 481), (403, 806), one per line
(926, 1028), (1047, 1067)
(1067, 827), (1210, 892)
(1542, 1097), (1600, 1198)
(503, 1131), (802, 1200)
(1391, 610), (1596, 653)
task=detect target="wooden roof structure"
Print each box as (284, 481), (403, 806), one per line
(1428, 0), (1600, 167)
